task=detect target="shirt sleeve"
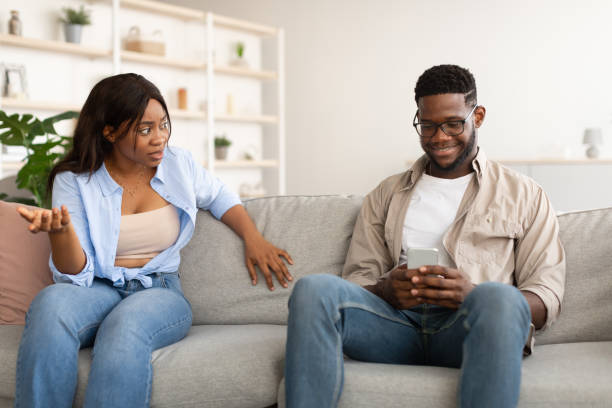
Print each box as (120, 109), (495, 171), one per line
(515, 186), (566, 330)
(49, 171), (96, 287)
(188, 151), (241, 219)
(342, 182), (395, 287)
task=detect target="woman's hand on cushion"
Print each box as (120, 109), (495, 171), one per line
(244, 235), (294, 291)
(17, 205), (72, 234)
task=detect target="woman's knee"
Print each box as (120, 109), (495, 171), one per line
(97, 288), (192, 344)
(27, 284), (79, 324)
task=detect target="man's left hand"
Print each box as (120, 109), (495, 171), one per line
(409, 266), (475, 309)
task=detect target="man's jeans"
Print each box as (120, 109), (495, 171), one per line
(15, 272), (192, 408)
(285, 274), (531, 408)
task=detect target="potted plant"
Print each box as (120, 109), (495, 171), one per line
(0, 109), (79, 208)
(230, 42), (248, 67)
(60, 5), (91, 44)
(214, 134), (232, 160)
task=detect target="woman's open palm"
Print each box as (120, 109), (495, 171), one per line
(17, 205), (71, 233)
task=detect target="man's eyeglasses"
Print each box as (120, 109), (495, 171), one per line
(412, 104), (478, 139)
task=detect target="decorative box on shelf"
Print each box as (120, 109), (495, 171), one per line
(124, 26), (165, 56)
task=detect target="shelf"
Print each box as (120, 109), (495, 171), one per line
(213, 14), (278, 37)
(95, 1), (276, 36)
(121, 51), (206, 70)
(212, 160), (279, 169)
(215, 113), (278, 124)
(0, 34), (276, 79)
(0, 34), (110, 58)
(0, 98), (81, 112)
(120, 52), (276, 79)
(214, 65), (277, 80)
(119, 0), (205, 21)
(0, 101), (278, 125)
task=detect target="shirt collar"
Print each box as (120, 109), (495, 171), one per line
(96, 163), (121, 197)
(95, 148), (170, 197)
(401, 147), (487, 191)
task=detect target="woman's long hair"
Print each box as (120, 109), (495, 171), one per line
(48, 73), (171, 191)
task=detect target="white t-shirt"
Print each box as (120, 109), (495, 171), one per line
(399, 172), (474, 268)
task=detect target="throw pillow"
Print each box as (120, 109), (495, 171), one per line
(0, 201), (53, 325)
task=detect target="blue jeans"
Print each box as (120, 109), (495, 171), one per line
(285, 274), (531, 408)
(15, 272), (192, 408)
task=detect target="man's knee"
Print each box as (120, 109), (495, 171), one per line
(465, 282), (530, 325)
(289, 274), (345, 312)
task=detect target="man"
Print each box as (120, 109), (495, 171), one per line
(284, 64), (565, 408)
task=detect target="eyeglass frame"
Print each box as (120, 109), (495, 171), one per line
(412, 103), (479, 139)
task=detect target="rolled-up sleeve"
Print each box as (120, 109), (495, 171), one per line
(188, 152), (241, 219)
(515, 186), (566, 330)
(342, 183), (395, 287)
(49, 172), (96, 287)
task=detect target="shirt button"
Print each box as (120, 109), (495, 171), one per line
(486, 217), (492, 223)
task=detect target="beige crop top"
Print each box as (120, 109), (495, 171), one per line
(115, 205), (180, 259)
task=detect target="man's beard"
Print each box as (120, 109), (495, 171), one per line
(428, 127), (477, 173)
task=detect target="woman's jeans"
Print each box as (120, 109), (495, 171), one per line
(15, 272), (192, 408)
(285, 274), (531, 408)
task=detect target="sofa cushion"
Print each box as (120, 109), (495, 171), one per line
(0, 325), (22, 401)
(536, 207), (612, 345)
(0, 324), (286, 408)
(276, 341), (612, 408)
(0, 201), (53, 325)
(180, 195), (363, 325)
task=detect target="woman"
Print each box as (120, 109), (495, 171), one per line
(14, 73), (293, 407)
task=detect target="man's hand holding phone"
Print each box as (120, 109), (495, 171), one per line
(410, 265), (476, 309)
(377, 264), (427, 309)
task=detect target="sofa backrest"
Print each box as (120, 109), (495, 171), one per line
(536, 207), (612, 345)
(180, 195), (363, 325)
(183, 196), (612, 345)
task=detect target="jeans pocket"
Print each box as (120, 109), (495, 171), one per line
(160, 272), (183, 294)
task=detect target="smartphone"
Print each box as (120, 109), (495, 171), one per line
(406, 247), (439, 269)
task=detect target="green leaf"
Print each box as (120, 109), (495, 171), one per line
(0, 110), (31, 145)
(1, 110), (76, 207)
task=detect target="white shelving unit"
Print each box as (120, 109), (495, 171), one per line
(0, 0), (285, 197)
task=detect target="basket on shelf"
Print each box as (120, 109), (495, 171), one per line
(124, 26), (165, 56)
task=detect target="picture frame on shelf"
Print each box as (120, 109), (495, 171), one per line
(1, 63), (28, 99)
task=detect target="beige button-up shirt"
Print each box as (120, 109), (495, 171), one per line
(342, 150), (566, 330)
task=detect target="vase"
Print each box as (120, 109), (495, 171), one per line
(586, 145), (601, 159)
(8, 11), (22, 36)
(64, 24), (83, 44)
(215, 146), (228, 160)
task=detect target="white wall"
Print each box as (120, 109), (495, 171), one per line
(169, 0), (612, 198)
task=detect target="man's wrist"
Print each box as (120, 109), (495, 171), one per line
(363, 277), (386, 299)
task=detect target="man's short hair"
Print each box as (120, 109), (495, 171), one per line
(414, 64), (477, 106)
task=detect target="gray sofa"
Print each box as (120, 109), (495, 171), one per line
(1, 195), (612, 407)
